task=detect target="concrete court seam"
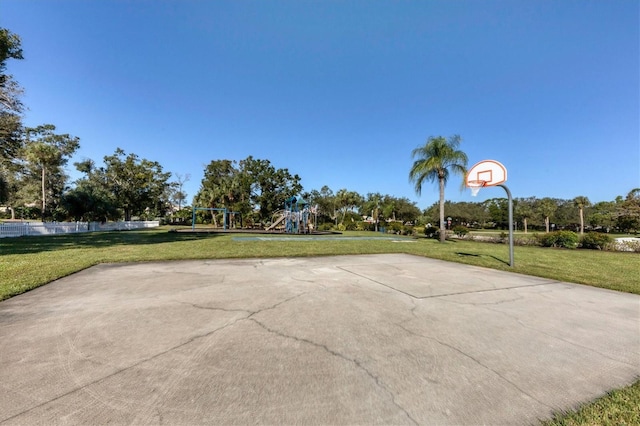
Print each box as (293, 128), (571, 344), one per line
(440, 299), (640, 370)
(129, 291), (317, 423)
(3, 291), (315, 423)
(336, 265), (563, 300)
(1, 314), (253, 423)
(393, 320), (554, 412)
(331, 266), (559, 410)
(247, 316), (420, 425)
(243, 287), (419, 423)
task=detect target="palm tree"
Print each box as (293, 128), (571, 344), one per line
(573, 196), (590, 235)
(515, 200), (534, 234)
(409, 135), (468, 243)
(336, 189), (363, 224)
(538, 198), (557, 233)
(626, 188), (640, 201)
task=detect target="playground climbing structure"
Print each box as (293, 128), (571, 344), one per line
(266, 196), (313, 233)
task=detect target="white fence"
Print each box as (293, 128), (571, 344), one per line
(0, 221), (160, 238)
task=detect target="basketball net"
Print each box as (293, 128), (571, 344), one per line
(467, 180), (486, 197)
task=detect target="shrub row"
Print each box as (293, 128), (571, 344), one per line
(535, 231), (616, 250)
(444, 229), (619, 251)
(319, 223), (628, 252)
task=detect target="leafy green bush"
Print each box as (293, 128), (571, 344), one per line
(579, 232), (613, 250)
(402, 225), (414, 236)
(344, 221), (358, 231)
(537, 230), (579, 249)
(386, 222), (403, 234)
(424, 227), (439, 239)
(317, 222), (334, 232)
(452, 225), (469, 238)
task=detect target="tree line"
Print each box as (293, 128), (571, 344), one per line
(1, 28), (638, 233)
(192, 157), (422, 229)
(422, 193), (640, 234)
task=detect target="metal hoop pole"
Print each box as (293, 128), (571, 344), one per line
(498, 184), (514, 267)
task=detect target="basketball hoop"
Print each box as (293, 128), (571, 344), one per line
(467, 180), (486, 197)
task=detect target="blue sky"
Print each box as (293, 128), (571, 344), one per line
(2, 0), (638, 209)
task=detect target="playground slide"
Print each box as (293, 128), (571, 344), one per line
(265, 214), (286, 231)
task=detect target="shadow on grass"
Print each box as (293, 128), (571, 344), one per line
(456, 251), (510, 266)
(0, 229), (223, 255)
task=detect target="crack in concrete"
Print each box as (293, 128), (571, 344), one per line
(178, 301), (250, 314)
(2, 315), (250, 424)
(127, 291), (314, 424)
(180, 289), (314, 318)
(248, 291), (310, 317)
(291, 275), (317, 284)
(442, 296), (525, 306)
(394, 322), (555, 411)
(247, 317), (419, 425)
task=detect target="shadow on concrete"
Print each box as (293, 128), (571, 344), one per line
(456, 251), (510, 266)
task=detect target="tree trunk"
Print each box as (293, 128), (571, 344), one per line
(41, 166), (46, 220)
(579, 207), (584, 235)
(524, 218), (528, 234)
(439, 178), (446, 243)
(545, 216), (550, 233)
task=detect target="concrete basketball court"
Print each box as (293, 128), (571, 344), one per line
(1, 254), (638, 425)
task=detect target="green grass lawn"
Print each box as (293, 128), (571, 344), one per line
(1, 227), (638, 424)
(541, 380), (640, 426)
(2, 227), (638, 301)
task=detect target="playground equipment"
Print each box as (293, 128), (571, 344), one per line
(192, 207), (227, 230)
(265, 210), (286, 231)
(266, 196), (313, 233)
(286, 196), (312, 233)
(191, 207), (242, 231)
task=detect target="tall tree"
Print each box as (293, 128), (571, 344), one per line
(390, 197), (421, 224)
(22, 125), (79, 219)
(62, 159), (119, 222)
(381, 195), (397, 223)
(195, 160), (239, 226)
(538, 197), (557, 233)
(0, 27), (23, 121)
(361, 193), (382, 231)
(0, 28), (25, 208)
(101, 148), (171, 221)
(573, 196), (590, 235)
(484, 198), (509, 229)
(238, 156), (302, 222)
(335, 188), (363, 224)
(615, 188), (640, 233)
(515, 198), (535, 233)
(587, 201), (615, 231)
(409, 135), (468, 242)
(171, 173), (190, 211)
(306, 185), (338, 226)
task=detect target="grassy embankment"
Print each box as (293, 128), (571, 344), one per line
(1, 227), (638, 424)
